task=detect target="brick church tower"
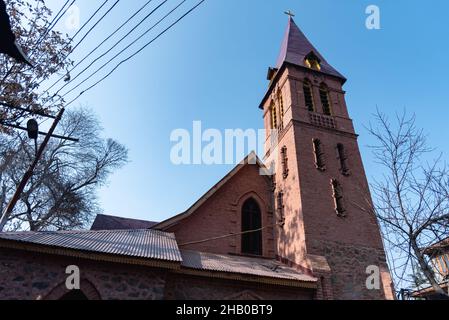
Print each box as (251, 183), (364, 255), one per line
(260, 17), (394, 299)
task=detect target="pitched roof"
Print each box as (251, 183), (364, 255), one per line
(90, 214), (157, 231)
(0, 229), (182, 262)
(153, 152), (269, 230)
(180, 250), (317, 287)
(277, 17), (345, 80)
(423, 236), (449, 255)
(259, 17), (346, 109)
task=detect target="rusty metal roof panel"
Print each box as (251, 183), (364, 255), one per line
(0, 229), (182, 262)
(180, 250), (317, 283)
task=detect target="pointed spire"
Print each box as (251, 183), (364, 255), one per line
(276, 17), (345, 81)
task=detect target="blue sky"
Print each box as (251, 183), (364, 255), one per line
(44, 0), (449, 224)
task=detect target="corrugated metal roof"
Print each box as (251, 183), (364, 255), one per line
(0, 229), (182, 262)
(181, 250), (317, 283)
(90, 214), (157, 231)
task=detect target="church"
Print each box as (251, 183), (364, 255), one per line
(0, 17), (395, 300)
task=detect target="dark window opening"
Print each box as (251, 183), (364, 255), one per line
(313, 139), (326, 171)
(337, 143), (350, 176)
(241, 198), (262, 256)
(319, 84), (332, 116)
(281, 146), (289, 179)
(277, 91), (284, 130)
(59, 290), (89, 300)
(277, 191), (285, 225)
(270, 102), (277, 129)
(303, 81), (314, 112)
(331, 179), (346, 216)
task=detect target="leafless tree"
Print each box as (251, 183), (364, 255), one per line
(0, 108), (128, 231)
(366, 109), (449, 297)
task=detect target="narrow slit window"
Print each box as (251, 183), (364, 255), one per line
(277, 191), (285, 223)
(270, 102), (277, 129)
(303, 80), (314, 112)
(319, 84), (332, 116)
(337, 143), (350, 175)
(313, 139), (325, 171)
(277, 91), (284, 129)
(331, 179), (346, 216)
(281, 146), (289, 179)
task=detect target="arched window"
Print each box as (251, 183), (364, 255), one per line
(313, 139), (325, 171)
(319, 84), (332, 116)
(331, 179), (346, 216)
(277, 91), (284, 129)
(337, 143), (350, 175)
(241, 198), (262, 256)
(303, 80), (314, 112)
(270, 101), (277, 129)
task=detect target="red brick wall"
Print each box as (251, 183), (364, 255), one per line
(262, 65), (394, 300)
(167, 164), (276, 258)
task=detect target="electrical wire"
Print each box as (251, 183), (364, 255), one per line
(63, 0), (206, 108)
(0, 0), (74, 89)
(31, 0), (76, 57)
(47, 0), (170, 101)
(178, 222), (283, 247)
(31, 0), (114, 86)
(40, 0), (155, 95)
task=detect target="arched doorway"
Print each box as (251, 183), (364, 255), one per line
(45, 279), (101, 300)
(59, 290), (89, 300)
(241, 198), (262, 256)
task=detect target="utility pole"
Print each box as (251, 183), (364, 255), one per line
(0, 108), (65, 231)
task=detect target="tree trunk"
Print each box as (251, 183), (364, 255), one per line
(411, 239), (447, 296)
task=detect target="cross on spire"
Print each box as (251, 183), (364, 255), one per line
(284, 10), (295, 18)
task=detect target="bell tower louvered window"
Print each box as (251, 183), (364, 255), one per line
(303, 80), (314, 112)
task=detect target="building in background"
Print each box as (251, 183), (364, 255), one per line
(413, 237), (449, 299)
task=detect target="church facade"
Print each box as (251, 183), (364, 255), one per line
(0, 18), (394, 300)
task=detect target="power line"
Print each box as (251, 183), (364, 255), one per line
(0, 0), (75, 89)
(63, 0), (206, 108)
(31, 0), (76, 57)
(40, 0), (155, 95)
(178, 222), (282, 247)
(69, 0), (120, 56)
(3, 0), (118, 117)
(46, 0), (171, 101)
(32, 0), (114, 86)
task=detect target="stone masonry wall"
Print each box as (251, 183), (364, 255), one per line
(164, 273), (314, 300)
(0, 248), (167, 300)
(309, 239), (393, 300)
